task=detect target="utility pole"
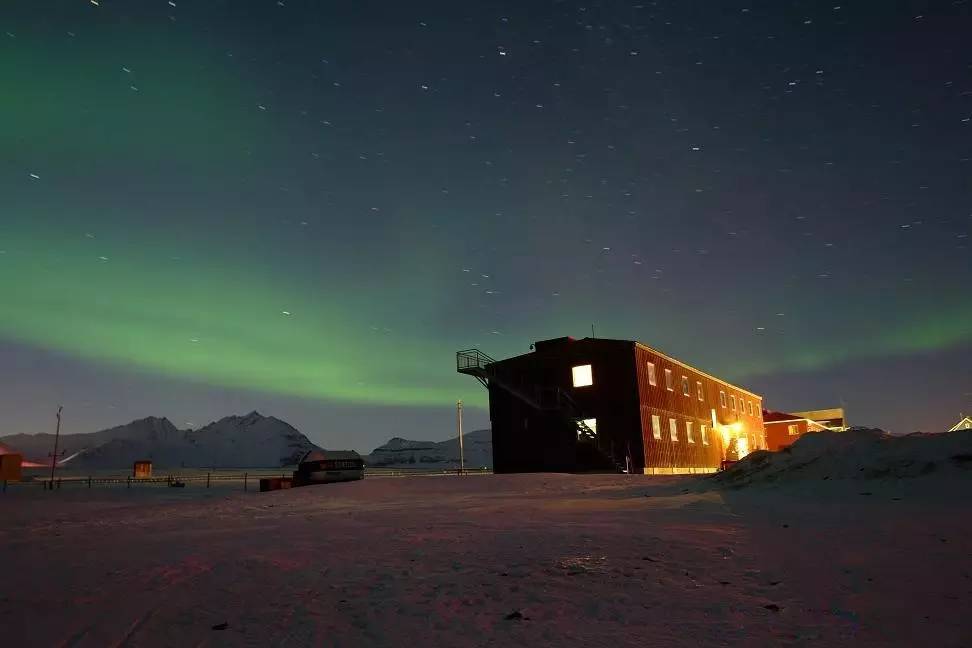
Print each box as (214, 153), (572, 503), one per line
(457, 400), (465, 475)
(49, 405), (63, 489)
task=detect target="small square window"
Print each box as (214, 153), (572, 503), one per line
(788, 424), (799, 436)
(647, 362), (657, 386)
(681, 376), (690, 396)
(686, 421), (694, 443)
(651, 414), (662, 440)
(719, 391), (727, 408)
(669, 418), (678, 441)
(572, 364), (593, 387)
(696, 381), (703, 401)
(701, 424), (709, 445)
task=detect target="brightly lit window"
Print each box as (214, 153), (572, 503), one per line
(788, 424), (799, 436)
(681, 376), (690, 396)
(697, 381), (703, 401)
(572, 364), (593, 387)
(651, 414), (662, 440)
(665, 369), (674, 391)
(647, 362), (657, 386)
(686, 421), (694, 443)
(701, 424), (709, 445)
(578, 418), (597, 439)
(669, 418), (678, 441)
(720, 391), (727, 408)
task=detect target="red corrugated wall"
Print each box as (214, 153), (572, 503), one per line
(633, 345), (765, 473)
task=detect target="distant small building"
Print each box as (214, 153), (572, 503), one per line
(948, 416), (972, 432)
(791, 407), (848, 431)
(763, 410), (831, 452)
(0, 453), (23, 482)
(133, 460), (153, 479)
(293, 450), (364, 485)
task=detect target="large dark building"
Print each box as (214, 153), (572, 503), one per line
(458, 337), (766, 474)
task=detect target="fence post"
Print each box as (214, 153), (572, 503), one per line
(88, 476), (92, 489)
(207, 473), (211, 489)
(127, 476), (131, 489)
(244, 472), (248, 492)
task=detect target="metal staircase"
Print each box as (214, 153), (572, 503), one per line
(456, 349), (595, 437)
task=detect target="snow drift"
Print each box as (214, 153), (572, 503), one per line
(712, 428), (972, 488)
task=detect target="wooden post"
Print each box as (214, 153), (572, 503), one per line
(127, 476), (131, 489)
(87, 476), (92, 489)
(206, 473), (211, 489)
(457, 400), (465, 476)
(48, 405), (64, 489)
(244, 472), (248, 492)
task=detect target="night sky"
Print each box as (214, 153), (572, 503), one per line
(2, 1), (970, 451)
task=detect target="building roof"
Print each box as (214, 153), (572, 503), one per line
(792, 407), (845, 423)
(299, 449), (362, 464)
(762, 410), (830, 432)
(949, 416), (972, 432)
(520, 336), (763, 398)
(762, 409), (802, 423)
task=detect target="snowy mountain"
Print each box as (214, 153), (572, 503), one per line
(364, 429), (492, 468)
(1, 416), (180, 464)
(0, 412), (322, 469)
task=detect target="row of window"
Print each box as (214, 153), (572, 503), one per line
(571, 361), (760, 421)
(646, 361), (759, 418)
(718, 391), (758, 418)
(650, 414), (709, 445)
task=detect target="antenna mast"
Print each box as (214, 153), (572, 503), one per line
(49, 405), (63, 488)
(457, 400), (465, 475)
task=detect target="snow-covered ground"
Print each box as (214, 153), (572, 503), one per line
(1, 432), (970, 647)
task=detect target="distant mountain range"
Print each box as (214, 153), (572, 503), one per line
(363, 429), (492, 468)
(0, 412), (322, 469)
(2, 413), (494, 471)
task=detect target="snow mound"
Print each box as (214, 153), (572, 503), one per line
(712, 428), (972, 488)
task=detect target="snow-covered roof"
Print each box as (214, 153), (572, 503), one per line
(949, 416), (972, 432)
(299, 449), (361, 464)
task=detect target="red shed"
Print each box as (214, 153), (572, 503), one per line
(763, 410), (831, 452)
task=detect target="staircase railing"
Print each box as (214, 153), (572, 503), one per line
(456, 348), (496, 372)
(456, 348), (623, 472)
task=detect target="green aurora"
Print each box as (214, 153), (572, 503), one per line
(3, 217), (970, 408)
(1, 1), (970, 420)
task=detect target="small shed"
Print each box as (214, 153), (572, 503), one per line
(294, 450), (364, 485)
(0, 453), (23, 482)
(763, 410), (831, 452)
(133, 460), (153, 479)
